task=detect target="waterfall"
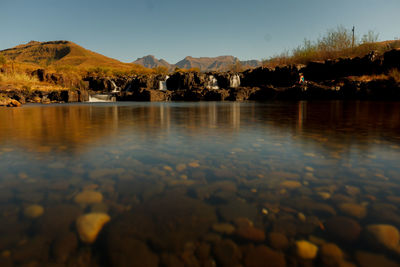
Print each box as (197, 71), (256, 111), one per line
(111, 81), (120, 93)
(88, 94), (116, 102)
(230, 74), (241, 88)
(206, 75), (219, 90)
(159, 75), (169, 91)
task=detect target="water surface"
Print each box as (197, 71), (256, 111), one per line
(1, 101), (400, 266)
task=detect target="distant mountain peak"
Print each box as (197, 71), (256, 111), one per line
(132, 54), (261, 71)
(133, 55), (172, 69)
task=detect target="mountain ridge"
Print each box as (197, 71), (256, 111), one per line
(0, 40), (261, 72)
(133, 54), (261, 71)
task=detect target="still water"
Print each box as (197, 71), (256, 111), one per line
(0, 101), (400, 266)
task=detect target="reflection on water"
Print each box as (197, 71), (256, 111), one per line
(0, 101), (400, 266)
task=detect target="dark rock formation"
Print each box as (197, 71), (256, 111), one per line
(383, 48), (400, 70)
(166, 72), (207, 90)
(241, 65), (300, 87)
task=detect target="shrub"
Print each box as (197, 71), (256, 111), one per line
(263, 26), (383, 67)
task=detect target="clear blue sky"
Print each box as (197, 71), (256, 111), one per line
(1, 0), (399, 63)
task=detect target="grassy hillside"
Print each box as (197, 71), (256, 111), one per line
(0, 40), (153, 91)
(0, 40), (152, 76)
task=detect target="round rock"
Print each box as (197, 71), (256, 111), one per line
(268, 232), (289, 250)
(23, 205), (44, 218)
(74, 191), (103, 204)
(212, 223), (235, 235)
(338, 203), (367, 219)
(76, 212), (110, 243)
(325, 216), (361, 243)
(320, 243), (343, 266)
(295, 240), (318, 259)
(365, 224), (400, 251)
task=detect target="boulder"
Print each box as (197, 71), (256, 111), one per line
(383, 48), (400, 70)
(6, 99), (21, 107)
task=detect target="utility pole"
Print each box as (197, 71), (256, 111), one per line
(352, 26), (355, 49)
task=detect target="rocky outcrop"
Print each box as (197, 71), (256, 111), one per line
(166, 72), (207, 90)
(241, 65), (300, 87)
(84, 76), (129, 92)
(79, 48), (400, 102)
(302, 52), (382, 81)
(383, 48), (400, 70)
(0, 88), (89, 106)
(31, 69), (87, 89)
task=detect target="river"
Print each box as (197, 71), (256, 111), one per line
(0, 101), (400, 266)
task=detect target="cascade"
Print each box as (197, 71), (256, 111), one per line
(206, 75), (219, 90)
(159, 75), (169, 91)
(230, 74), (241, 88)
(111, 81), (120, 93)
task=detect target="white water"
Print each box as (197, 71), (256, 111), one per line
(206, 75), (219, 90)
(230, 74), (241, 88)
(159, 75), (169, 91)
(88, 94), (116, 102)
(111, 81), (120, 93)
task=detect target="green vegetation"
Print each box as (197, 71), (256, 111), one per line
(263, 26), (400, 67)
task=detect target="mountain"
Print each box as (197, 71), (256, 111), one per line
(240, 60), (262, 68)
(132, 55), (261, 71)
(133, 55), (172, 69)
(0, 40), (261, 72)
(0, 40), (137, 70)
(174, 56), (261, 71)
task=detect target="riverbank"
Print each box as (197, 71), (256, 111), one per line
(1, 48), (399, 107)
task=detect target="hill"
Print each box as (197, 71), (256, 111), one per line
(133, 55), (172, 70)
(0, 40), (261, 73)
(0, 40), (141, 71)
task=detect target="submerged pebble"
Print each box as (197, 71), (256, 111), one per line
(212, 223), (235, 235)
(280, 181), (302, 189)
(295, 240), (318, 259)
(338, 203), (367, 219)
(74, 191), (103, 204)
(365, 224), (400, 251)
(76, 212), (110, 243)
(23, 204), (44, 218)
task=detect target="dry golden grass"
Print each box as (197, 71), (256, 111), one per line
(347, 69), (400, 83)
(0, 40), (154, 79)
(0, 69), (66, 91)
(388, 69), (400, 83)
(263, 26), (400, 68)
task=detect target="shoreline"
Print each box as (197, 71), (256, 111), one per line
(1, 48), (400, 106)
